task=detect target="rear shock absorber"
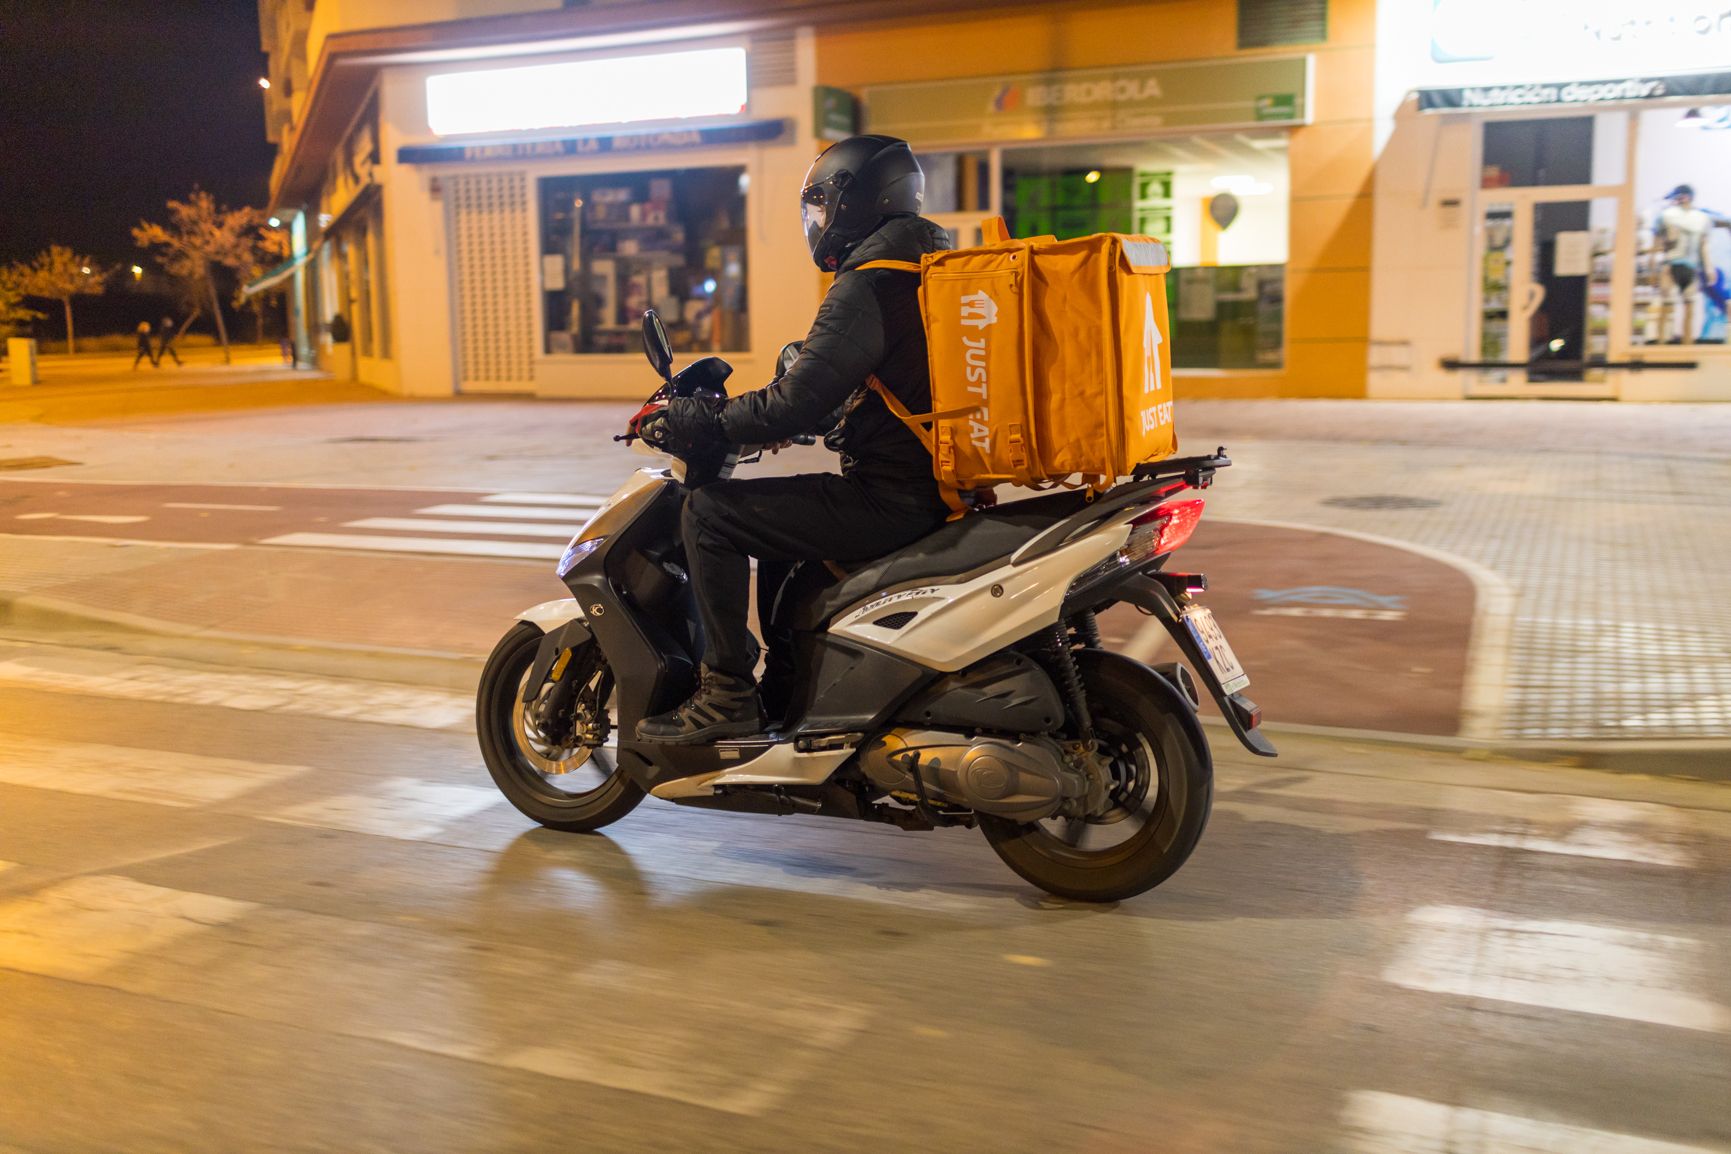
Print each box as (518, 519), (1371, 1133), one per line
(1047, 625), (1095, 742)
(1074, 610), (1104, 649)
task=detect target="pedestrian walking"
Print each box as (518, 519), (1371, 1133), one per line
(157, 316), (183, 366)
(279, 333), (295, 366)
(132, 322), (157, 370)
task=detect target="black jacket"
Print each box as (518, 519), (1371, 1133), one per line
(697, 214), (951, 491)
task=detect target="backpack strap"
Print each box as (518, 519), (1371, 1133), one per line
(853, 259), (923, 274)
(866, 376), (975, 520)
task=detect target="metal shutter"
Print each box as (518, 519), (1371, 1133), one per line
(447, 171), (534, 388)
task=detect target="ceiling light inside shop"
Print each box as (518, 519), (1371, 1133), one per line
(1084, 170), (1102, 183)
(426, 47), (748, 137)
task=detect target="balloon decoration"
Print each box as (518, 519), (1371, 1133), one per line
(1209, 192), (1240, 231)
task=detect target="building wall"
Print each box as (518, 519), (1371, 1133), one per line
(815, 0), (1380, 400)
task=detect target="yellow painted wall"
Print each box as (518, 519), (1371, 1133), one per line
(816, 0), (1377, 399)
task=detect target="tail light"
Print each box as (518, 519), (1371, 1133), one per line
(1124, 498), (1205, 563)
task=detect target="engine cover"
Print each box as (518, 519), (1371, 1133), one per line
(857, 730), (1083, 823)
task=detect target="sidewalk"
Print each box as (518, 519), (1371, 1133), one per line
(0, 390), (1726, 754)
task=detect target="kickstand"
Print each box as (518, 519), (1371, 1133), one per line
(897, 751), (965, 828)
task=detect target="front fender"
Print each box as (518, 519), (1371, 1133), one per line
(516, 608), (596, 704)
(517, 598), (587, 632)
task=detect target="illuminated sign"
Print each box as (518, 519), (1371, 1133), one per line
(425, 47), (748, 137)
(397, 120), (788, 165)
(1419, 69), (1731, 111)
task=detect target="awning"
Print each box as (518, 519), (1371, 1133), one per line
(241, 248), (315, 298)
(396, 117), (788, 165)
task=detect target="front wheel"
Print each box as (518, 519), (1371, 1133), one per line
(979, 651), (1212, 902)
(477, 621), (644, 833)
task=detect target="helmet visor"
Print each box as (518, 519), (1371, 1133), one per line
(800, 185), (830, 253)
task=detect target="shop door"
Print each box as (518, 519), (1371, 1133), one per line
(446, 171), (535, 393)
(1469, 188), (1622, 398)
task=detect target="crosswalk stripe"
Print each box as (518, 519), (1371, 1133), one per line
(343, 517), (583, 538)
(0, 734), (308, 806)
(416, 503), (597, 521)
(0, 655), (473, 731)
(259, 531), (564, 561)
(1343, 1091), (1723, 1154)
(0, 875), (256, 981)
(480, 492), (608, 507)
(1381, 905), (1731, 1033)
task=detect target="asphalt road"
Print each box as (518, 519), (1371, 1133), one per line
(1, 636), (1727, 1153)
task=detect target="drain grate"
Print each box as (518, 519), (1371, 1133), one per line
(325, 436), (422, 444)
(0, 456), (78, 471)
(1322, 495), (1442, 510)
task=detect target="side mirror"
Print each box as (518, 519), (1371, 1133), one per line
(641, 310), (673, 381)
(774, 341), (802, 382)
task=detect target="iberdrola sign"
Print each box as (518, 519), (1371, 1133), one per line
(864, 56), (1311, 145)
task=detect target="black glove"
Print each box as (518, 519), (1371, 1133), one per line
(663, 392), (729, 450)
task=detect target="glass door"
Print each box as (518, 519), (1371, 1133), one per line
(1469, 188), (1621, 397)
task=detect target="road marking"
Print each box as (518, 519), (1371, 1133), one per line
(0, 875), (255, 981)
(0, 734), (308, 806)
(0, 656), (473, 731)
(1429, 796), (1695, 867)
(163, 501), (283, 511)
(481, 492), (608, 508)
(1342, 1091), (1724, 1153)
(1382, 905), (1731, 1033)
(259, 531), (564, 561)
(417, 503), (598, 521)
(343, 517), (583, 538)
(266, 777), (503, 841)
(14, 512), (149, 524)
(0, 531), (235, 550)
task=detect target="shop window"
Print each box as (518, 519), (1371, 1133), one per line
(1632, 106), (1731, 347)
(1002, 135), (1288, 369)
(923, 151), (992, 215)
(1238, 0), (1326, 48)
(1481, 117), (1594, 188)
(539, 167), (748, 355)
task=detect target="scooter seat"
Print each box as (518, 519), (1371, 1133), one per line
(791, 488), (1093, 630)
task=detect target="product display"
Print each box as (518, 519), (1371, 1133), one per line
(539, 167), (749, 354)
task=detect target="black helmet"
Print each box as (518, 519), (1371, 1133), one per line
(800, 134), (924, 271)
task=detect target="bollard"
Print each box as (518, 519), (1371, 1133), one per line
(7, 338), (39, 386)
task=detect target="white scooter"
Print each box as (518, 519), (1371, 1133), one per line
(476, 312), (1273, 902)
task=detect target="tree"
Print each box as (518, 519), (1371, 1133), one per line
(133, 189), (264, 364)
(235, 222), (293, 343)
(19, 245), (105, 354)
(0, 266), (44, 338)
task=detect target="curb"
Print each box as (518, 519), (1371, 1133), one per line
(0, 592), (485, 692)
(6, 589), (1726, 781)
(1201, 715), (1731, 782)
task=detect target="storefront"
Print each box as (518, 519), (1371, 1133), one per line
(266, 1), (1374, 401)
(1370, 0), (1731, 401)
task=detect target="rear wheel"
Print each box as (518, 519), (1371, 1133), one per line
(476, 621), (644, 833)
(979, 651), (1211, 902)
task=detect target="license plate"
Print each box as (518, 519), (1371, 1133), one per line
(1182, 606), (1250, 695)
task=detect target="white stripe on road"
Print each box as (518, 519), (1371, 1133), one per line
(343, 517), (582, 539)
(480, 492), (608, 508)
(266, 776), (503, 841)
(1429, 796), (1695, 867)
(0, 734), (308, 806)
(0, 875), (256, 981)
(1342, 1091), (1725, 1153)
(1382, 905), (1731, 1033)
(15, 512), (149, 524)
(0, 656), (473, 732)
(416, 503), (598, 521)
(259, 531), (564, 561)
(163, 501), (283, 511)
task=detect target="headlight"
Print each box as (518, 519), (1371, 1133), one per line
(556, 535), (604, 577)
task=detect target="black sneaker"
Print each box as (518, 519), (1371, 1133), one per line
(635, 667), (765, 744)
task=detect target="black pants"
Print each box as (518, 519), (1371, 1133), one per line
(681, 473), (948, 683)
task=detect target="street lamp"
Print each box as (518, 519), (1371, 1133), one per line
(130, 265), (143, 281)
(80, 266), (92, 275)
(258, 77), (271, 89)
(267, 216), (281, 228)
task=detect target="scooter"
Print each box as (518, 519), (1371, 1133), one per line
(476, 311), (1274, 902)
